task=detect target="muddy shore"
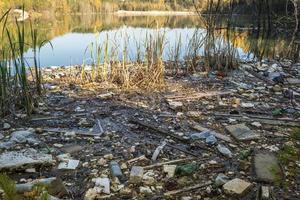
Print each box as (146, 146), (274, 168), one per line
(0, 60), (300, 199)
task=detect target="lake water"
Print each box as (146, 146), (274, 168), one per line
(19, 14), (294, 67)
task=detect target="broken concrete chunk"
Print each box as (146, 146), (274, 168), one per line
(254, 152), (282, 183)
(0, 130), (40, 149)
(163, 165), (176, 178)
(0, 148), (54, 170)
(95, 177), (110, 194)
(223, 178), (252, 196)
(58, 159), (80, 170)
(226, 124), (259, 141)
(130, 166), (144, 184)
(261, 186), (270, 200)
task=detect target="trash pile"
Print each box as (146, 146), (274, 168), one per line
(0, 59), (300, 199)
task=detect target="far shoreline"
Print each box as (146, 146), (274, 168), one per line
(114, 10), (197, 17)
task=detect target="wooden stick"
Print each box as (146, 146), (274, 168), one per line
(166, 143), (199, 157)
(143, 158), (194, 170)
(164, 181), (213, 196)
(129, 118), (189, 143)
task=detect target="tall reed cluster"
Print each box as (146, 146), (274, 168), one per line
(68, 29), (166, 90)
(0, 9), (43, 117)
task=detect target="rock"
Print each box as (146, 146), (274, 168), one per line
(217, 144), (233, 158)
(58, 159), (80, 170)
(110, 161), (123, 178)
(97, 92), (114, 100)
(62, 144), (83, 154)
(251, 122), (262, 128)
(167, 100), (183, 111)
(261, 186), (270, 200)
(215, 173), (230, 187)
(0, 130), (40, 149)
(139, 186), (152, 195)
(3, 123), (11, 130)
(241, 102), (255, 108)
(223, 178), (252, 196)
(129, 166), (144, 184)
(254, 152), (282, 183)
(98, 158), (107, 166)
(287, 78), (300, 84)
(0, 148), (54, 170)
(181, 197), (192, 200)
(142, 171), (156, 186)
(25, 168), (36, 173)
(84, 187), (100, 200)
(95, 177), (110, 194)
(226, 124), (259, 141)
(119, 187), (132, 196)
(104, 154), (114, 160)
(272, 85), (282, 92)
(11, 130), (39, 144)
(0, 133), (4, 140)
(53, 143), (63, 148)
(163, 165), (176, 178)
(186, 111), (202, 119)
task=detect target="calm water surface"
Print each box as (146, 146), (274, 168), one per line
(20, 14), (292, 67)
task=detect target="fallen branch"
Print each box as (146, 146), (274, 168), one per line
(164, 181), (213, 196)
(166, 91), (232, 101)
(129, 118), (189, 143)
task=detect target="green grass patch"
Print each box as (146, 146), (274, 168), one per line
(291, 128), (300, 141)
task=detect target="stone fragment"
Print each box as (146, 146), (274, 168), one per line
(226, 124), (259, 141)
(98, 158), (107, 166)
(129, 166), (144, 184)
(217, 144), (233, 158)
(0, 148), (54, 170)
(223, 178), (252, 196)
(251, 122), (262, 128)
(95, 177), (110, 194)
(254, 152), (282, 183)
(167, 100), (183, 111)
(25, 168), (36, 173)
(215, 173), (229, 187)
(104, 154), (114, 160)
(142, 171), (156, 186)
(241, 102), (255, 108)
(0, 133), (4, 140)
(98, 92), (114, 100)
(3, 123), (11, 130)
(139, 186), (152, 195)
(163, 165), (176, 178)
